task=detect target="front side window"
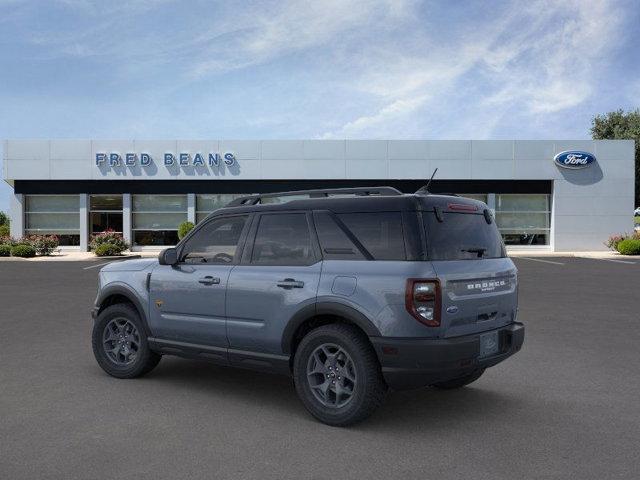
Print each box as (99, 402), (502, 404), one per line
(181, 215), (248, 264)
(337, 212), (406, 260)
(251, 213), (314, 266)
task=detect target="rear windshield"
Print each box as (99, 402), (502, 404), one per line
(423, 212), (505, 260)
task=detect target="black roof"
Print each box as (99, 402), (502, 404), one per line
(212, 187), (487, 216)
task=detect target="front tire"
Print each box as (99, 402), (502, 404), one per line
(92, 303), (161, 379)
(293, 324), (387, 427)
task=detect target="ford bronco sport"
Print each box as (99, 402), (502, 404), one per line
(91, 187), (524, 426)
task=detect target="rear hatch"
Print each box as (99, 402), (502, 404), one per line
(422, 203), (517, 338)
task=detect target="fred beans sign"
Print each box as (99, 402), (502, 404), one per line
(95, 152), (236, 168)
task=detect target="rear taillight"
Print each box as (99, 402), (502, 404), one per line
(405, 279), (441, 327)
(448, 203), (478, 212)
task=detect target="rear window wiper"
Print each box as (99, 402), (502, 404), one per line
(461, 247), (487, 258)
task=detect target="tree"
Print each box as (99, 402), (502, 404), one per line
(0, 212), (9, 237)
(590, 109), (640, 206)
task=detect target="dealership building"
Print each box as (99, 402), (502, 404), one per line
(2, 139), (635, 252)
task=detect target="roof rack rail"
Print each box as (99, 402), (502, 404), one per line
(414, 189), (460, 197)
(226, 186), (403, 207)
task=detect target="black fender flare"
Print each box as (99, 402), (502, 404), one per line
(95, 284), (151, 337)
(281, 301), (382, 355)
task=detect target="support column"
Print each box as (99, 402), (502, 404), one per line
(10, 193), (24, 239)
(487, 193), (496, 214)
(79, 194), (89, 251)
(187, 193), (196, 224)
(123, 194), (132, 247)
(549, 181), (556, 252)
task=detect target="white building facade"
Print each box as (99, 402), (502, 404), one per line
(2, 139), (635, 251)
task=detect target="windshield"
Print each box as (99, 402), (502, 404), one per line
(423, 211), (506, 260)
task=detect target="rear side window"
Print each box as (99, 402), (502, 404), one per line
(423, 212), (505, 260)
(251, 213), (315, 265)
(313, 212), (365, 260)
(337, 212), (406, 260)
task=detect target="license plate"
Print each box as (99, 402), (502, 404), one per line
(480, 331), (499, 358)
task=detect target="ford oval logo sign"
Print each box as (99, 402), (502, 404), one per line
(554, 150), (595, 169)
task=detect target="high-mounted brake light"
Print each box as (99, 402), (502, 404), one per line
(405, 279), (441, 327)
(448, 203), (478, 212)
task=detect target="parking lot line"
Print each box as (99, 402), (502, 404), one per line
(516, 257), (565, 265)
(588, 257), (636, 265)
(82, 261), (114, 270)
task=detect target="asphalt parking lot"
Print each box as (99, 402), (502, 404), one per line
(1, 257), (639, 479)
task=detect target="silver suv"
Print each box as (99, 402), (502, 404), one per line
(91, 187), (524, 426)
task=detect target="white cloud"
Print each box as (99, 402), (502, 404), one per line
(321, 94), (429, 138)
(323, 0), (625, 138)
(190, 0), (415, 77)
(3, 0), (630, 140)
(481, 0), (622, 114)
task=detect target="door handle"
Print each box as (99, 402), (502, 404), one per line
(277, 278), (305, 289)
(199, 276), (221, 285)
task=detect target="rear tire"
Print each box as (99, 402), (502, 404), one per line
(431, 369), (485, 390)
(293, 324), (387, 426)
(92, 303), (161, 379)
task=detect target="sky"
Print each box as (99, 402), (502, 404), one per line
(1, 0), (639, 212)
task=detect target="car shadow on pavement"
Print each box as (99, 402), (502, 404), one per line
(117, 357), (525, 430)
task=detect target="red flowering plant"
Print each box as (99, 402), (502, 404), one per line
(25, 234), (60, 256)
(90, 229), (129, 256)
(604, 234), (626, 251)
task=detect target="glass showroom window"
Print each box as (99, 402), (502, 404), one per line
(90, 195), (123, 235)
(132, 195), (187, 246)
(25, 195), (80, 246)
(495, 194), (551, 246)
(196, 194), (245, 223)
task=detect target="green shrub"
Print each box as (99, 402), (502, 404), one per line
(178, 221), (195, 240)
(90, 230), (129, 252)
(94, 243), (126, 256)
(10, 244), (36, 258)
(616, 238), (640, 255)
(0, 211), (9, 226)
(0, 224), (9, 237)
(0, 244), (10, 256)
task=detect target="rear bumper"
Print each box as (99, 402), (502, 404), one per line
(371, 322), (524, 390)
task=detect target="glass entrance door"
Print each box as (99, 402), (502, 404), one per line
(90, 195), (123, 235)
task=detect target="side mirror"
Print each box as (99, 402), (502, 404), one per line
(158, 247), (178, 266)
